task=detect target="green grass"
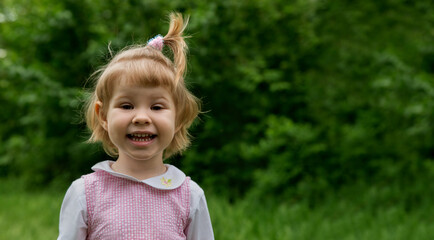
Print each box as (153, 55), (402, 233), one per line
(0, 180), (63, 239)
(0, 179), (432, 240)
(210, 195), (432, 240)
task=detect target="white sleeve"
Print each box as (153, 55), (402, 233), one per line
(186, 180), (214, 240)
(57, 178), (88, 240)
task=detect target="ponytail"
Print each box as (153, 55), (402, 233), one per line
(163, 13), (189, 85)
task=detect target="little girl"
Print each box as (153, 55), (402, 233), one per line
(57, 13), (214, 240)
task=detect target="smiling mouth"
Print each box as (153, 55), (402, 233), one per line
(127, 133), (157, 142)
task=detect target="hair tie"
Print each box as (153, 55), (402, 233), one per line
(147, 34), (164, 51)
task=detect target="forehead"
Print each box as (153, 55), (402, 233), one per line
(102, 72), (176, 100)
(113, 83), (171, 96)
(110, 81), (174, 100)
(100, 56), (176, 94)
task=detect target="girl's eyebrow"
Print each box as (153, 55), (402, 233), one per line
(112, 94), (171, 103)
(154, 96), (170, 102)
(145, 92), (172, 101)
(112, 95), (131, 101)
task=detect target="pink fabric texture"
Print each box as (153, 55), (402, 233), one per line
(83, 171), (190, 240)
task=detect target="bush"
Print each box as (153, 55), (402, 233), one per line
(0, 0), (433, 201)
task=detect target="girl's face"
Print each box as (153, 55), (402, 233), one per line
(99, 85), (176, 164)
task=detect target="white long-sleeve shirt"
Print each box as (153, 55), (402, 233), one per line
(58, 161), (214, 240)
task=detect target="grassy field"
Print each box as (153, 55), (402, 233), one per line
(0, 179), (432, 240)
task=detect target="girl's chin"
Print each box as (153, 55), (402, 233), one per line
(122, 151), (164, 162)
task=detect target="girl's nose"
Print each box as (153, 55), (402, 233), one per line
(132, 110), (151, 125)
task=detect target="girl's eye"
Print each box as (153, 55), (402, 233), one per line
(151, 105), (164, 110)
(121, 104), (133, 110)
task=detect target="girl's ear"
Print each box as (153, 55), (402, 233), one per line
(95, 101), (108, 131)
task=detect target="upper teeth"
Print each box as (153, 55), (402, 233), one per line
(131, 133), (153, 137)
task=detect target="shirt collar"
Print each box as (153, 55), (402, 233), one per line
(91, 160), (186, 190)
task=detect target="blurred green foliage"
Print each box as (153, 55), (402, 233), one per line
(0, 0), (433, 201)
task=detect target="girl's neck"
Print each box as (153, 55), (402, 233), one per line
(111, 157), (167, 180)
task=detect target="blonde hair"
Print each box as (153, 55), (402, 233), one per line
(85, 13), (200, 159)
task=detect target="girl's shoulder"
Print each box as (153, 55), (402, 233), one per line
(67, 177), (85, 195)
(188, 178), (205, 198)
